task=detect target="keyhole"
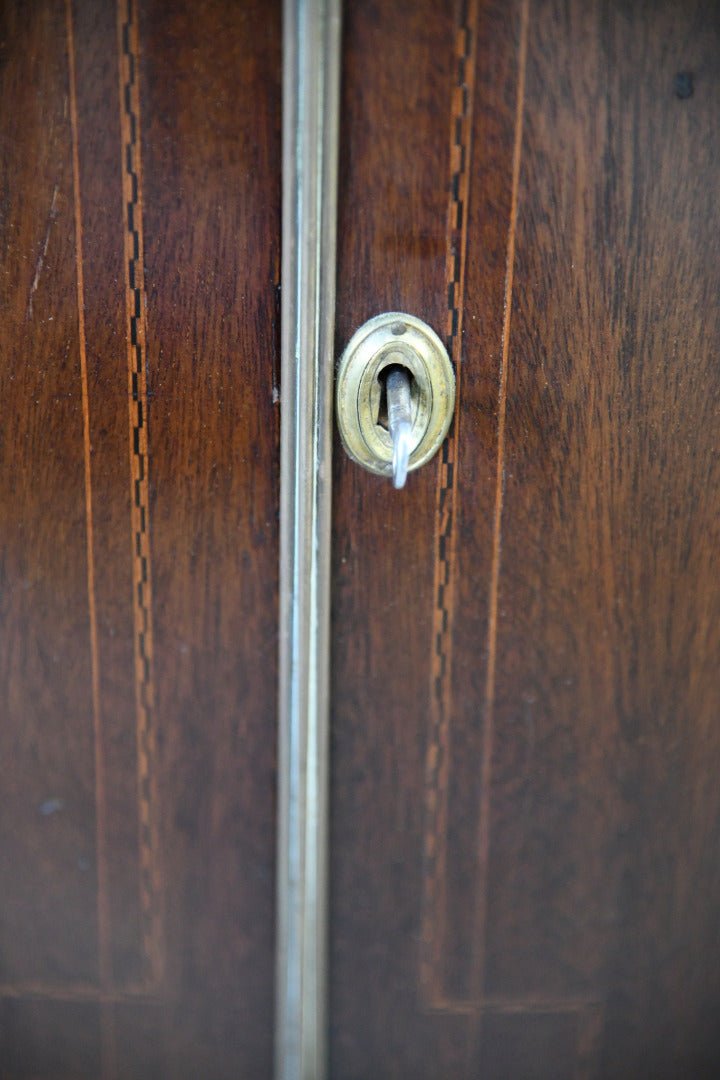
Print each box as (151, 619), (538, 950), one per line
(336, 312), (455, 482)
(376, 363), (413, 431)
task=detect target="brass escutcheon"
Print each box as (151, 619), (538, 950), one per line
(335, 313), (455, 481)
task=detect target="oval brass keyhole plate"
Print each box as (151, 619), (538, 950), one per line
(335, 313), (455, 480)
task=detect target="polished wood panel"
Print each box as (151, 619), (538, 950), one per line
(490, 2), (720, 1076)
(330, 1), (479, 1076)
(0, 0), (99, 991)
(0, 1), (281, 1075)
(330, 0), (720, 1077)
(73, 0), (146, 993)
(139, 1), (280, 1073)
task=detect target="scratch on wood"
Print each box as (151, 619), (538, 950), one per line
(26, 184), (59, 319)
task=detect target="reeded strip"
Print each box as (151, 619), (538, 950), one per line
(276, 1), (341, 1078)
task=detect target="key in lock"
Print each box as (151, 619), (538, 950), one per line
(335, 313), (455, 488)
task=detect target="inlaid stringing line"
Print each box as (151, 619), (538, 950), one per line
(468, 0), (530, 1015)
(420, 0), (478, 1006)
(117, 0), (162, 986)
(66, 1), (117, 1072)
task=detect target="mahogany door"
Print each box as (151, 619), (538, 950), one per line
(1, 1), (279, 1075)
(3, 1), (720, 1078)
(329, 2), (720, 1077)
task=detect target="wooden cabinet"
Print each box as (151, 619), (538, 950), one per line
(2, 0), (720, 1076)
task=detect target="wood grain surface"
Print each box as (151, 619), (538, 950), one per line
(3, 0), (720, 1077)
(0, 0), (281, 1075)
(330, 0), (464, 1076)
(488, 3), (720, 1077)
(330, 0), (720, 1078)
(139, 0), (280, 1074)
